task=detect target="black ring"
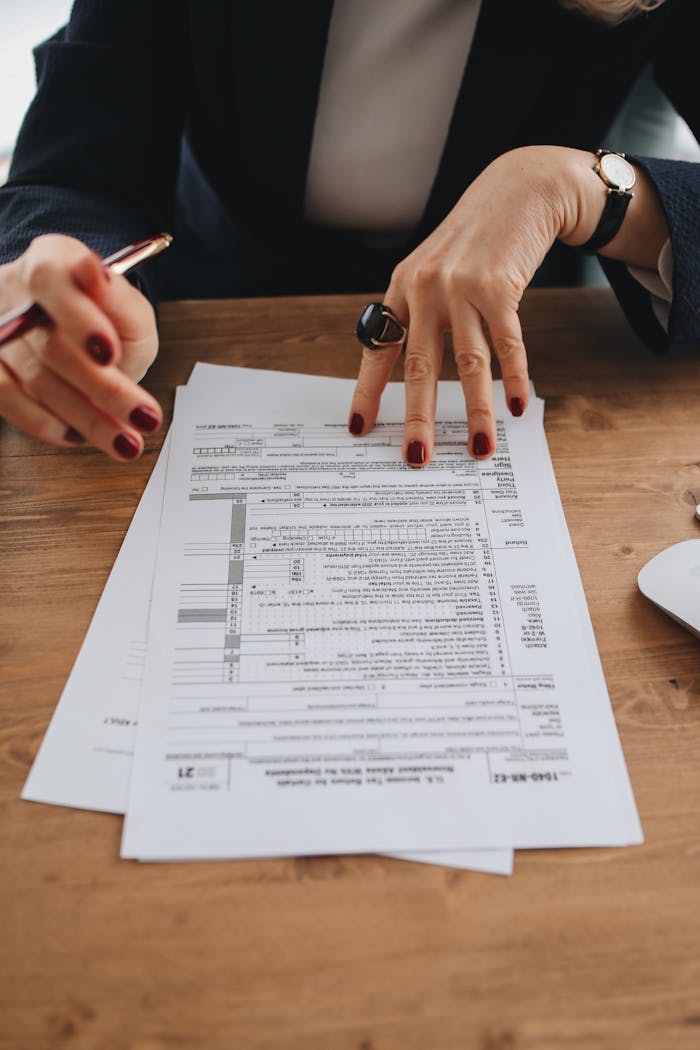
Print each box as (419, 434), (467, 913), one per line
(356, 302), (407, 349)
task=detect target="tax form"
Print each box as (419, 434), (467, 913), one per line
(23, 365), (511, 874)
(121, 368), (642, 860)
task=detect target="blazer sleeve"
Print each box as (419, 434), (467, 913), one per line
(598, 0), (700, 352)
(0, 1), (190, 301)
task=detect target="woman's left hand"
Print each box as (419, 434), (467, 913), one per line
(347, 145), (621, 464)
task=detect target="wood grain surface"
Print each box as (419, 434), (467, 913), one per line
(1, 289), (699, 1050)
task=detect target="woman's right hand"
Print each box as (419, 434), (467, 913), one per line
(0, 234), (162, 460)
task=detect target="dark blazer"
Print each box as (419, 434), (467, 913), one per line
(1, 0), (699, 352)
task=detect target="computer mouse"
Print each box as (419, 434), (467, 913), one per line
(637, 539), (700, 640)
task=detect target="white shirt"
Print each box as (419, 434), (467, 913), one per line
(304, 0), (481, 234)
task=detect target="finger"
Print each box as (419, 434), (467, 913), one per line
(28, 327), (161, 437)
(0, 358), (88, 449)
(23, 241), (124, 367)
(348, 343), (403, 436)
(1, 342), (145, 461)
(25, 319), (161, 437)
(451, 301), (496, 459)
(484, 310), (530, 418)
(402, 310), (442, 468)
(71, 252), (159, 381)
(22, 247), (161, 430)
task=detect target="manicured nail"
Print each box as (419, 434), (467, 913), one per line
(407, 440), (426, 466)
(509, 396), (524, 417)
(86, 334), (113, 365)
(472, 432), (490, 457)
(113, 433), (141, 460)
(64, 427), (86, 444)
(130, 405), (161, 433)
(349, 412), (364, 436)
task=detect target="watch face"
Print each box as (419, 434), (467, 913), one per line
(599, 153), (636, 191)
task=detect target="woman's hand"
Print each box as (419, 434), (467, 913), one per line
(0, 234), (161, 460)
(347, 144), (666, 465)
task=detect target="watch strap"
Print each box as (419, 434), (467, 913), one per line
(581, 187), (633, 254)
(581, 149), (635, 255)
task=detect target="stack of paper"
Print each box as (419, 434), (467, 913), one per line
(23, 364), (643, 875)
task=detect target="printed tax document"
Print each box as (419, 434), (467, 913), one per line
(121, 367), (642, 860)
(23, 365), (511, 875)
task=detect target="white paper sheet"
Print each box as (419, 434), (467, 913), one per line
(122, 367), (642, 860)
(21, 433), (172, 814)
(23, 365), (512, 875)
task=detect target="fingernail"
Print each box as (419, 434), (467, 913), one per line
(64, 427), (86, 444)
(407, 440), (426, 466)
(113, 433), (141, 460)
(86, 334), (113, 365)
(509, 397), (524, 417)
(130, 405), (161, 433)
(472, 432), (490, 457)
(349, 412), (363, 436)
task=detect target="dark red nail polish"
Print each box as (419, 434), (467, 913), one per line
(509, 396), (524, 417)
(472, 432), (490, 457)
(130, 405), (161, 433)
(86, 334), (113, 365)
(407, 440), (426, 466)
(113, 433), (140, 460)
(349, 412), (364, 436)
(64, 427), (86, 444)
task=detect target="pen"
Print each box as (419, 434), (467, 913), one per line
(0, 232), (173, 348)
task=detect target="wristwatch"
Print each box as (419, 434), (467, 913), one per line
(581, 149), (636, 254)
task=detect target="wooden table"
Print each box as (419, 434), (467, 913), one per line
(1, 289), (699, 1050)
